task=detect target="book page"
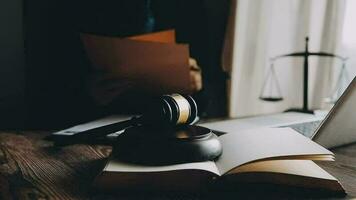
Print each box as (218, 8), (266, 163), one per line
(228, 160), (336, 180)
(105, 158), (220, 176)
(223, 160), (344, 193)
(215, 127), (333, 175)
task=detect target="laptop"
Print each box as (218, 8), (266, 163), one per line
(203, 76), (356, 149)
(284, 76), (356, 148)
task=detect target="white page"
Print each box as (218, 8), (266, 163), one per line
(215, 127), (333, 175)
(229, 160), (336, 181)
(105, 159), (220, 175)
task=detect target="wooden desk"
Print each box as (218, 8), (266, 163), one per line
(0, 131), (355, 199)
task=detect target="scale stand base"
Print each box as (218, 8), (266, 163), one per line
(284, 108), (314, 114)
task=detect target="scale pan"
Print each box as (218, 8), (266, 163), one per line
(259, 97), (284, 102)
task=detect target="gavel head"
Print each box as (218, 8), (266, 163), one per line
(140, 94), (198, 127)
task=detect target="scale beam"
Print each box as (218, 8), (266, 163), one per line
(272, 52), (347, 61)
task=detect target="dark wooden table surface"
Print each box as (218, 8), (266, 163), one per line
(0, 131), (355, 200)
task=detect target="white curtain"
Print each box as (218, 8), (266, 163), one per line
(226, 0), (346, 117)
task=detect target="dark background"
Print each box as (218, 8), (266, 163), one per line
(0, 0), (26, 129)
(0, 0), (230, 129)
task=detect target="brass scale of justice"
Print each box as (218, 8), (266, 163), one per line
(259, 37), (350, 114)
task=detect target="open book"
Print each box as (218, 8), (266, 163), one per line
(93, 128), (344, 193)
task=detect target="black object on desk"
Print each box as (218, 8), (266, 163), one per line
(46, 94), (223, 164)
(113, 125), (223, 165)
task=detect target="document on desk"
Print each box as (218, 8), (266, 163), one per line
(81, 30), (192, 94)
(93, 127), (345, 193)
(51, 115), (132, 136)
(200, 112), (322, 133)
